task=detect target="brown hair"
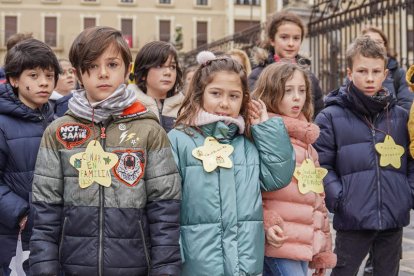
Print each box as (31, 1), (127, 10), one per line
(176, 57), (252, 137)
(346, 36), (387, 70)
(69, 26), (132, 81)
(227, 48), (252, 75)
(252, 62), (313, 121)
(133, 41), (183, 97)
(361, 25), (396, 58)
(6, 32), (33, 51)
(267, 11), (306, 43)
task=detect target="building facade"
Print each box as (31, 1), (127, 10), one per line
(0, 0), (273, 61)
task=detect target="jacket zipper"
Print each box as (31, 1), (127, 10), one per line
(98, 122), (109, 276)
(138, 219), (151, 276)
(372, 114), (383, 229)
(59, 217), (68, 262)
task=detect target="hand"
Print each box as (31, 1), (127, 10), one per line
(248, 99), (269, 125)
(19, 215), (28, 232)
(265, 225), (288, 248)
(312, 268), (326, 276)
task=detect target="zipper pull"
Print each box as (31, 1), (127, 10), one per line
(100, 127), (106, 139)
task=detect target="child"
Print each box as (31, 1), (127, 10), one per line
(0, 38), (59, 275)
(248, 11), (324, 117)
(252, 62), (336, 276)
(182, 65), (197, 95)
(128, 41), (184, 133)
(314, 36), (414, 276)
(168, 51), (295, 275)
(49, 59), (78, 118)
(227, 48), (252, 75)
(29, 26), (181, 276)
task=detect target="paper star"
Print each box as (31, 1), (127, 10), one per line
(375, 135), (404, 169)
(192, 137), (234, 172)
(293, 159), (328, 194)
(69, 140), (119, 188)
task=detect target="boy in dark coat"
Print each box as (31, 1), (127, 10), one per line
(0, 38), (59, 275)
(314, 36), (414, 276)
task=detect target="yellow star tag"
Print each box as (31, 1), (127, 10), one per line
(374, 134), (405, 169)
(69, 140), (119, 188)
(192, 137), (234, 172)
(293, 159), (328, 195)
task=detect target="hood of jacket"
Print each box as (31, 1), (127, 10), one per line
(251, 47), (311, 69)
(324, 84), (396, 113)
(0, 83), (53, 122)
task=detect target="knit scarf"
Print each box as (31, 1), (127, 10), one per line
(346, 82), (392, 119)
(68, 84), (137, 123)
(193, 109), (246, 134)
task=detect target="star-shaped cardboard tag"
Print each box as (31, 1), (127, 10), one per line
(375, 134), (404, 169)
(69, 140), (119, 188)
(293, 159), (327, 195)
(192, 137), (234, 172)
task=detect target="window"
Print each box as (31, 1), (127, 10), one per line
(196, 0), (208, 5)
(120, 0), (134, 2)
(83, 0), (97, 2)
(121, 18), (133, 47)
(159, 0), (171, 3)
(83, 17), (96, 29)
(44, 16), (57, 47)
(234, 20), (260, 32)
(234, 0), (260, 5)
(196, 22), (207, 48)
(159, 20), (171, 42)
(4, 16), (17, 46)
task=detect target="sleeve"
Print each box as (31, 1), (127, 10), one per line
(314, 111), (343, 213)
(251, 117), (295, 192)
(29, 125), (64, 276)
(0, 128), (29, 229)
(145, 126), (182, 276)
(310, 73), (325, 118)
(309, 191), (337, 270)
(408, 103), (414, 159)
(395, 68), (414, 111)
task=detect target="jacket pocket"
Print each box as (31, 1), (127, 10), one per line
(59, 217), (68, 262)
(138, 219), (151, 274)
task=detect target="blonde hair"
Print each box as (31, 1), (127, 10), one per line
(227, 49), (252, 75)
(252, 62), (313, 121)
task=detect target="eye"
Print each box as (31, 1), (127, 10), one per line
(30, 73), (38, 79)
(89, 64), (98, 70)
(108, 62), (118, 68)
(294, 36), (301, 41)
(46, 74), (55, 79)
(230, 94), (240, 99)
(170, 65), (177, 70)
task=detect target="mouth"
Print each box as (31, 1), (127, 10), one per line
(215, 112), (229, 116)
(97, 84), (112, 88)
(37, 91), (50, 97)
(160, 80), (172, 85)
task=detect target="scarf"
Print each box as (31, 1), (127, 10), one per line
(193, 109), (246, 134)
(346, 82), (392, 118)
(68, 84), (137, 123)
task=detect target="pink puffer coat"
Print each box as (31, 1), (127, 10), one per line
(262, 113), (336, 270)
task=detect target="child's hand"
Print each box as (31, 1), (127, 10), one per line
(19, 215), (28, 232)
(248, 99), (269, 125)
(312, 268), (326, 276)
(265, 225), (288, 248)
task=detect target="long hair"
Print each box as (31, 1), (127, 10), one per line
(176, 57), (252, 137)
(252, 62), (313, 121)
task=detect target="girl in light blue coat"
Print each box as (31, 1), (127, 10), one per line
(168, 51), (295, 276)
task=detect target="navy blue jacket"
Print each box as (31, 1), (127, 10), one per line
(49, 93), (72, 118)
(385, 57), (414, 111)
(314, 85), (414, 231)
(0, 83), (53, 266)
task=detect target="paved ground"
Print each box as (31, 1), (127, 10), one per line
(313, 211), (414, 275)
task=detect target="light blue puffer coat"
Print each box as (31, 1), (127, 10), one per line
(168, 117), (295, 276)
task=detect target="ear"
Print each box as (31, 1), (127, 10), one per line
(346, 67), (353, 81)
(126, 62), (133, 79)
(383, 68), (389, 82)
(9, 76), (19, 88)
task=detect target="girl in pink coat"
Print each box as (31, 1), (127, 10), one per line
(252, 62), (336, 276)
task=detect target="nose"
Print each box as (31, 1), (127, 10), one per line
(288, 38), (295, 46)
(99, 66), (108, 79)
(367, 72), (374, 82)
(292, 90), (300, 100)
(220, 97), (229, 108)
(38, 75), (49, 87)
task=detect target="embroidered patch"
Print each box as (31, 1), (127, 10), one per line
(56, 123), (91, 149)
(112, 150), (145, 186)
(119, 130), (139, 144)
